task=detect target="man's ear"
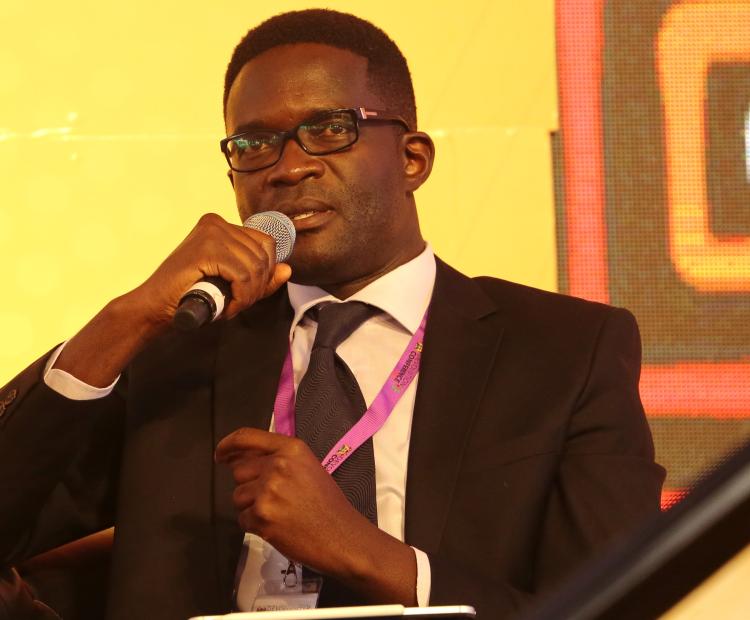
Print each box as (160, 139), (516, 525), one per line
(401, 131), (435, 193)
(227, 169), (235, 188)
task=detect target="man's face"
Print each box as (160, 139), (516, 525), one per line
(224, 43), (423, 290)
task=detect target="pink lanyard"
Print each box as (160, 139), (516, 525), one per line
(273, 310), (428, 474)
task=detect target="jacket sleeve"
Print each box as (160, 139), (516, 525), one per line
(0, 350), (125, 565)
(426, 308), (666, 618)
(0, 566), (62, 620)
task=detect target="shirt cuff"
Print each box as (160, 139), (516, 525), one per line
(411, 546), (431, 607)
(43, 342), (119, 400)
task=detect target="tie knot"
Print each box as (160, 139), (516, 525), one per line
(310, 302), (378, 350)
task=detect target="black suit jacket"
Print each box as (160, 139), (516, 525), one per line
(0, 259), (665, 619)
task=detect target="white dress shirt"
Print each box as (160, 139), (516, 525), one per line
(44, 244), (436, 608)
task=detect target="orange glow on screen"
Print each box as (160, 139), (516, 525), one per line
(557, 0), (750, 507)
(658, 1), (750, 293)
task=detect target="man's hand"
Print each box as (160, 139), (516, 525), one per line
(53, 213), (291, 388)
(215, 428), (418, 605)
(134, 212), (291, 327)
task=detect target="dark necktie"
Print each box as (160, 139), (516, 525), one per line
(295, 301), (379, 525)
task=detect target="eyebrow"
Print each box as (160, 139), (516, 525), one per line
(229, 108), (344, 136)
(230, 119), (275, 135)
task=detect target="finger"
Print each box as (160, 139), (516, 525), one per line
(237, 505), (265, 537)
(215, 428), (294, 461)
(222, 225), (277, 276)
(200, 215), (275, 267)
(223, 229), (280, 316)
(204, 239), (274, 315)
(223, 262), (291, 317)
(234, 482), (276, 537)
(193, 215), (275, 284)
(187, 216), (278, 318)
(261, 263), (293, 297)
(232, 479), (260, 513)
(238, 225), (277, 265)
(225, 456), (264, 484)
(218, 446), (268, 465)
(212, 237), (267, 278)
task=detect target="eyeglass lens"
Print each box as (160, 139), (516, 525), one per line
(226, 110), (358, 171)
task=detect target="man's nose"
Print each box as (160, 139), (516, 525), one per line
(266, 137), (325, 186)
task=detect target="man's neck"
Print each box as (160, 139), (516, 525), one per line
(321, 241), (427, 300)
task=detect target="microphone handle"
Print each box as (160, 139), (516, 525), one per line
(173, 276), (232, 331)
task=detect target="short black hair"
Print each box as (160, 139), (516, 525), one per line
(223, 9), (417, 130)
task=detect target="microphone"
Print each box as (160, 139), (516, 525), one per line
(173, 211), (296, 331)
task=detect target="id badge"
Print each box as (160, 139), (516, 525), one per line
(251, 562), (323, 612)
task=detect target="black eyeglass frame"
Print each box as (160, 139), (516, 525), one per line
(220, 107), (412, 173)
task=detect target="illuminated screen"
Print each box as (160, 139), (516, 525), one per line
(557, 0), (750, 507)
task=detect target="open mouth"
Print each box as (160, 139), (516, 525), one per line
(290, 211), (319, 221)
(285, 208), (334, 231)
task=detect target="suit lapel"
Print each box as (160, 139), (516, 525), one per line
(405, 259), (504, 554)
(211, 289), (293, 607)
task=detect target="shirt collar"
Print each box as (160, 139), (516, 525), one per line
(287, 243), (436, 336)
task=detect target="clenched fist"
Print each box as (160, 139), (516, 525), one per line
(215, 427), (418, 605)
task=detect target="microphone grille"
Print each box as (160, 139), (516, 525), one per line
(243, 211), (296, 262)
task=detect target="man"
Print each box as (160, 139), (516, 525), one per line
(0, 9), (665, 620)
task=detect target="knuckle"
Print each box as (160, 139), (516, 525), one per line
(230, 428), (251, 445)
(193, 238), (220, 263)
(235, 426), (252, 438)
(264, 475), (282, 497)
(232, 463), (252, 483)
(233, 427), (250, 442)
(237, 270), (255, 285)
(232, 485), (248, 507)
(246, 230), (275, 259)
(271, 455), (289, 475)
(198, 212), (223, 228)
(248, 256), (264, 272)
(253, 495), (272, 521)
(247, 269), (266, 287)
(259, 235), (276, 257)
(287, 437), (307, 457)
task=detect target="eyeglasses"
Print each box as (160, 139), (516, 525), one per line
(220, 107), (411, 173)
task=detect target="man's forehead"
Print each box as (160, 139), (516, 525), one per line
(224, 43), (382, 131)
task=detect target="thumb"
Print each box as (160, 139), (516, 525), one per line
(263, 262), (292, 296)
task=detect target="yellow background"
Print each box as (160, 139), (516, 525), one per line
(0, 1), (558, 384)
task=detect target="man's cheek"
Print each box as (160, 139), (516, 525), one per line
(235, 190), (265, 221)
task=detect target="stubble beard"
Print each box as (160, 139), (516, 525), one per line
(287, 183), (399, 291)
